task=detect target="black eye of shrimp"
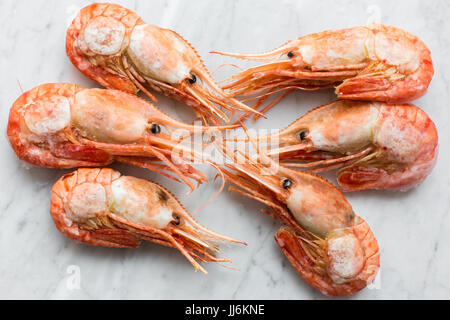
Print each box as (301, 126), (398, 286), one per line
(172, 214), (182, 226)
(287, 51), (295, 58)
(151, 123), (162, 134)
(283, 179), (293, 190)
(188, 74), (197, 84)
(299, 131), (307, 141)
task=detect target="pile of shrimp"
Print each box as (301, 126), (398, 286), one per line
(6, 2), (438, 296)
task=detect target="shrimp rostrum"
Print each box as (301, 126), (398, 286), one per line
(7, 83), (236, 191)
(51, 168), (245, 274)
(213, 24), (433, 118)
(251, 100), (438, 192)
(67, 3), (261, 124)
(218, 140), (379, 296)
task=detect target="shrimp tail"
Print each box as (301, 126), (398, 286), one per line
(275, 227), (367, 297)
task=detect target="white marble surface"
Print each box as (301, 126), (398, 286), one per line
(0, 0), (449, 300)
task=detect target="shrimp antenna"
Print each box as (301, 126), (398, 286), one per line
(17, 78), (25, 94)
(211, 63), (243, 78)
(191, 160), (226, 216)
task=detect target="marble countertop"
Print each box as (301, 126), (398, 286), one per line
(1, 0), (449, 300)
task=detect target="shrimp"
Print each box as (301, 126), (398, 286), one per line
(244, 100), (438, 192)
(66, 3), (261, 124)
(7, 83), (237, 191)
(218, 137), (379, 296)
(213, 24), (434, 120)
(51, 168), (245, 274)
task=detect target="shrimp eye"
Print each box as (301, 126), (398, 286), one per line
(188, 74), (197, 84)
(172, 213), (182, 226)
(151, 123), (162, 134)
(299, 131), (307, 141)
(287, 51), (295, 58)
(283, 179), (293, 190)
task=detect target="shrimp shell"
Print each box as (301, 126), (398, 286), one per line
(51, 168), (245, 274)
(67, 3), (261, 124)
(214, 24), (433, 121)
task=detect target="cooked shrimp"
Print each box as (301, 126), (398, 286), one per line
(51, 168), (245, 274)
(218, 136), (379, 296)
(243, 100), (438, 191)
(7, 83), (236, 191)
(67, 3), (261, 124)
(213, 24), (433, 120)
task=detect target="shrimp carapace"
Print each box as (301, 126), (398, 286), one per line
(240, 100), (438, 191)
(67, 3), (263, 124)
(7, 83), (238, 191)
(51, 168), (246, 274)
(217, 136), (379, 296)
(213, 24), (434, 121)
